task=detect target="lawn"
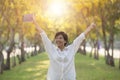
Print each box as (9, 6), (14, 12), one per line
(0, 52), (120, 80)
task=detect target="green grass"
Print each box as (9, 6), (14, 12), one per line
(0, 52), (120, 80)
(75, 54), (120, 80)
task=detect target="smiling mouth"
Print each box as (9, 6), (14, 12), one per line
(56, 41), (61, 44)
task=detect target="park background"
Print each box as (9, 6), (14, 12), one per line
(0, 0), (120, 80)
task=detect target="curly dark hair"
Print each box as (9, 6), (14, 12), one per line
(54, 31), (68, 46)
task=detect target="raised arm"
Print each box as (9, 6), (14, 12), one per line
(32, 15), (56, 58)
(68, 23), (96, 55)
(84, 23), (96, 36)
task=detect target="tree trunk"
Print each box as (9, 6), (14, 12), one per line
(19, 31), (26, 62)
(110, 21), (115, 67)
(5, 53), (10, 70)
(83, 40), (86, 55)
(0, 44), (4, 74)
(38, 44), (44, 53)
(101, 15), (112, 65)
(34, 44), (37, 56)
(17, 55), (21, 64)
(31, 43), (38, 56)
(108, 37), (115, 66)
(94, 40), (99, 60)
(5, 28), (15, 70)
(20, 41), (26, 62)
(101, 16), (108, 58)
(119, 53), (120, 69)
(0, 52), (4, 74)
(12, 56), (16, 67)
(94, 41), (97, 59)
(105, 21), (115, 66)
(105, 41), (115, 66)
(12, 50), (16, 67)
(95, 40), (99, 60)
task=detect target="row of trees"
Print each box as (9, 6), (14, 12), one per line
(78, 0), (120, 67)
(0, 0), (45, 74)
(0, 0), (120, 74)
(75, 0), (120, 68)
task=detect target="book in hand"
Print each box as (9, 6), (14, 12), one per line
(23, 14), (33, 22)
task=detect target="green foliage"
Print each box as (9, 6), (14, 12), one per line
(0, 0), (120, 45)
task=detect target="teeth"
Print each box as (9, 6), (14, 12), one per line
(57, 42), (61, 44)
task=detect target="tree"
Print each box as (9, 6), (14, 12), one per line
(0, 44), (4, 74)
(98, 0), (120, 66)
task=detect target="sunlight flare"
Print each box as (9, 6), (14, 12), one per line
(46, 1), (68, 17)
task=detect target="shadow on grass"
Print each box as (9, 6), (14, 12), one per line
(75, 54), (120, 80)
(1, 53), (120, 80)
(0, 53), (49, 80)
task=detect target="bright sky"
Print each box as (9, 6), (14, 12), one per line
(45, 0), (68, 17)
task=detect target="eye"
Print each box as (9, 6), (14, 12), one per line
(55, 35), (64, 40)
(59, 37), (63, 39)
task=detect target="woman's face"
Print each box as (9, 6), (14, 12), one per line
(55, 34), (66, 47)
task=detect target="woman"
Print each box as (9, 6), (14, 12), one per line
(32, 16), (96, 80)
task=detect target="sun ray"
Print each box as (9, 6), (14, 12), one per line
(45, 0), (68, 17)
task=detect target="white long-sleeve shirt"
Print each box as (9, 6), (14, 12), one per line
(40, 31), (85, 80)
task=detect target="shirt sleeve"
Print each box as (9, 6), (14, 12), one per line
(40, 31), (56, 57)
(68, 33), (85, 55)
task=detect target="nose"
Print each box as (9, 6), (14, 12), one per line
(55, 39), (61, 42)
